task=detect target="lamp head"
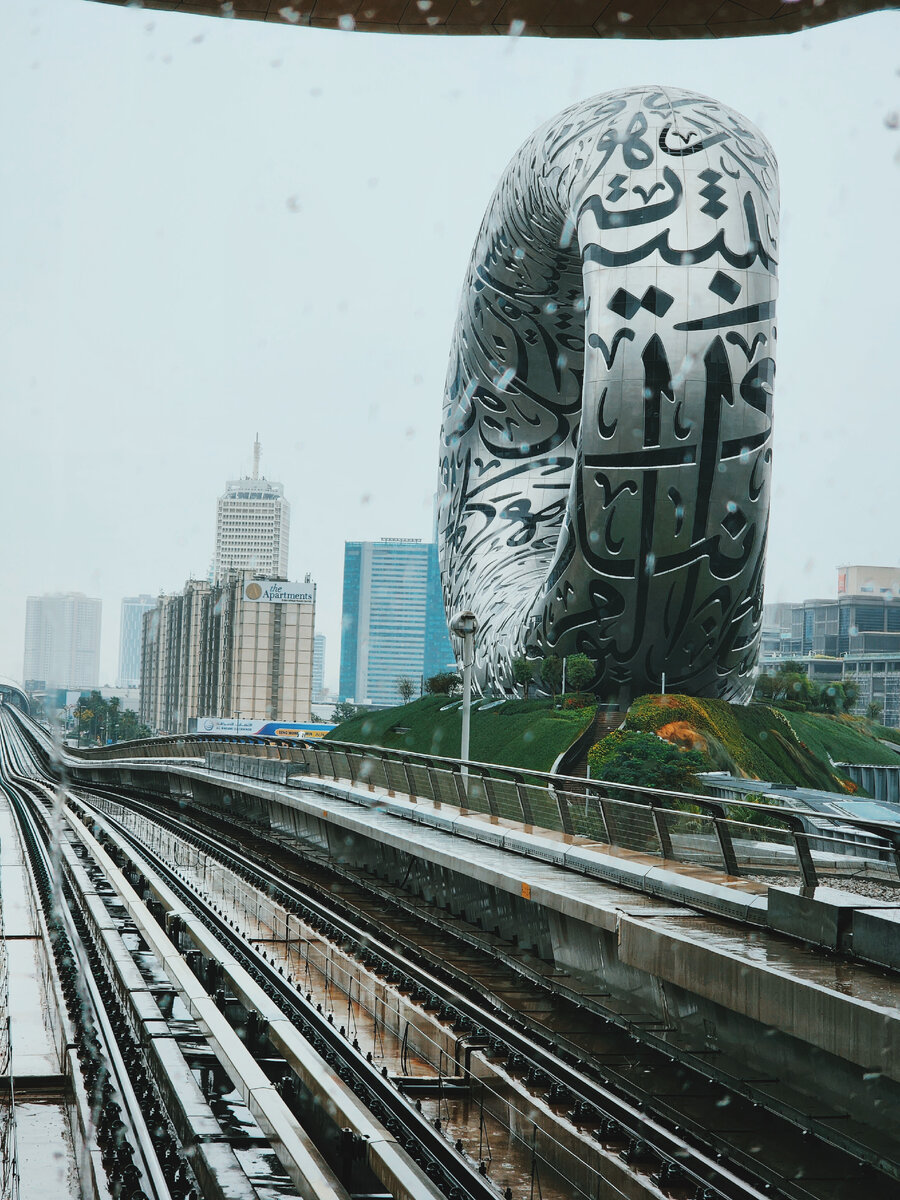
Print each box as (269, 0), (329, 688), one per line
(450, 610), (479, 638)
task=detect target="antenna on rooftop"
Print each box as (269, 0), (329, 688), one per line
(252, 434), (260, 480)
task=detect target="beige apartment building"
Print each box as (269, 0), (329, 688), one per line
(140, 572), (314, 733)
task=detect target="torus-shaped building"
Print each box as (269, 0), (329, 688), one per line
(438, 87), (778, 704)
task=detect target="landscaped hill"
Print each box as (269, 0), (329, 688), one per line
(325, 695), (595, 774)
(624, 694), (900, 793)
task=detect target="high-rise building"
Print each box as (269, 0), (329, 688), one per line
(339, 540), (454, 707)
(759, 566), (900, 728)
(140, 573), (315, 733)
(117, 595), (156, 687)
(762, 593), (900, 660)
(213, 439), (290, 584)
(23, 593), (102, 691)
(312, 634), (326, 703)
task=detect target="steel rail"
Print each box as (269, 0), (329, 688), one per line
(82, 776), (900, 1199)
(100, 790), (768, 1197)
(3, 720), (500, 1199)
(71, 795), (509, 1200)
(7, 709), (899, 1200)
(0, 742), (176, 1200)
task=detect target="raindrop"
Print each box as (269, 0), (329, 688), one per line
(286, 195), (302, 213)
(885, 112), (899, 131)
(417, 0), (432, 8)
(617, 10), (632, 19)
(279, 5), (300, 21)
(338, 12), (356, 27)
(508, 18), (525, 35)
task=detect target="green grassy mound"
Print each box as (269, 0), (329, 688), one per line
(623, 694), (900, 793)
(325, 695), (595, 774)
(776, 711), (900, 769)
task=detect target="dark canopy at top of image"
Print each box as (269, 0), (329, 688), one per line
(88, 0), (896, 40)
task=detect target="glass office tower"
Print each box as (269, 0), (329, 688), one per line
(339, 540), (453, 707)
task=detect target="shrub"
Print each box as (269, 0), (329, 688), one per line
(425, 671), (462, 696)
(588, 730), (711, 793)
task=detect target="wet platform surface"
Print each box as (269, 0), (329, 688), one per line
(1, 794), (80, 1200)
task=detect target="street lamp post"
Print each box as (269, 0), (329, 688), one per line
(450, 610), (479, 778)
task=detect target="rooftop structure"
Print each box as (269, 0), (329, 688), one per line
(214, 439), (290, 584)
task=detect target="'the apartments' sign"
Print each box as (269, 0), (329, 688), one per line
(243, 580), (314, 605)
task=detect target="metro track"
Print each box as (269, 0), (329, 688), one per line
(0, 710), (518, 1200)
(0, 716), (192, 1200)
(4, 708), (899, 1200)
(89, 781), (900, 1200)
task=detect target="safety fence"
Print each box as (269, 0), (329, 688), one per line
(57, 720), (900, 892)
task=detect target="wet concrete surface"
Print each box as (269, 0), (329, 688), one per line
(1, 795), (78, 1199)
(14, 1100), (79, 1200)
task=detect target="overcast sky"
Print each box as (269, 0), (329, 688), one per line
(1, 1), (898, 694)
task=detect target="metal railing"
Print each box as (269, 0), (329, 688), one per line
(19, 712), (900, 892)
(207, 729), (897, 892)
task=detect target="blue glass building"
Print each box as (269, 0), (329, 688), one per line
(339, 540), (454, 706)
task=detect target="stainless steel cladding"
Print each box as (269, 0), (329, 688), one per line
(438, 87), (778, 704)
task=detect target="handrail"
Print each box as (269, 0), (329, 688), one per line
(9, 705), (900, 890)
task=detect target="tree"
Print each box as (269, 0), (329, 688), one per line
(540, 655), (563, 701)
(842, 678), (860, 711)
(396, 676), (417, 703)
(816, 683), (846, 714)
(70, 693), (152, 743)
(118, 709), (152, 741)
(425, 671), (462, 697)
(565, 653), (596, 694)
(588, 730), (711, 793)
(331, 700), (370, 723)
(867, 700), (884, 721)
(512, 656), (533, 699)
(753, 665), (817, 709)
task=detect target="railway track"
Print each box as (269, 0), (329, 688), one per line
(0, 711), (496, 1200)
(4, 707), (899, 1200)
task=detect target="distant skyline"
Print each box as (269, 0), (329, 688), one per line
(1, 2), (897, 694)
